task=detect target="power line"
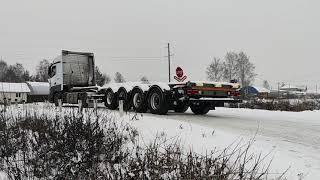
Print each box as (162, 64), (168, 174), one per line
(111, 56), (162, 59)
(111, 59), (162, 61)
(110, 56), (163, 61)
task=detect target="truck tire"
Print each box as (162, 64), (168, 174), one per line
(174, 102), (189, 113)
(104, 89), (118, 110)
(117, 88), (131, 111)
(190, 103), (210, 115)
(131, 88), (147, 113)
(147, 87), (168, 115)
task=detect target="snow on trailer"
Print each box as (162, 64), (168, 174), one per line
(102, 81), (242, 115)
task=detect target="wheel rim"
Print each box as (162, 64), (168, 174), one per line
(119, 91), (126, 100)
(106, 92), (113, 105)
(133, 93), (142, 108)
(150, 93), (160, 110)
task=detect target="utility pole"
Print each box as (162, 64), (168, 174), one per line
(166, 43), (172, 82)
(277, 82), (280, 99)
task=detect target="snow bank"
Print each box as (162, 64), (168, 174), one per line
(0, 172), (8, 180)
(112, 108), (320, 180)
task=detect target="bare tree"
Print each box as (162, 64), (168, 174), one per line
(4, 66), (19, 82)
(13, 63), (25, 81)
(35, 59), (50, 82)
(263, 80), (270, 90)
(0, 60), (30, 82)
(114, 72), (125, 83)
(105, 75), (111, 84)
(0, 60), (8, 81)
(206, 57), (223, 81)
(22, 70), (31, 81)
(223, 52), (238, 81)
(206, 51), (256, 86)
(236, 52), (256, 87)
(95, 66), (110, 86)
(4, 63), (28, 82)
(140, 76), (149, 83)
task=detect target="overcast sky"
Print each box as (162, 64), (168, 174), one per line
(0, 0), (319, 89)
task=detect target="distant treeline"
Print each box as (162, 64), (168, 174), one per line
(0, 59), (110, 86)
(0, 59), (51, 83)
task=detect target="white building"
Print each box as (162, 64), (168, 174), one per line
(0, 82), (30, 104)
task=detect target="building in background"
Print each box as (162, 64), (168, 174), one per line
(241, 86), (270, 98)
(280, 85), (306, 96)
(26, 82), (49, 102)
(0, 82), (30, 104)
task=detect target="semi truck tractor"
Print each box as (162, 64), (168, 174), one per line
(48, 50), (104, 107)
(48, 50), (241, 115)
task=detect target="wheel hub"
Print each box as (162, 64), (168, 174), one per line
(133, 93), (142, 108)
(150, 93), (160, 110)
(106, 92), (113, 104)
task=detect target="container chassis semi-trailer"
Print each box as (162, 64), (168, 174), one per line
(102, 81), (241, 115)
(48, 50), (241, 114)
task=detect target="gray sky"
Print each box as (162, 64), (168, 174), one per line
(0, 0), (319, 89)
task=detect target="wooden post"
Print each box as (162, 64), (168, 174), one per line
(78, 100), (83, 113)
(23, 101), (25, 112)
(58, 99), (62, 116)
(119, 99), (124, 117)
(94, 99), (98, 117)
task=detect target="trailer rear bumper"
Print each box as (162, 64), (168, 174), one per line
(188, 98), (242, 103)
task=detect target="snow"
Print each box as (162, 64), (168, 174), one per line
(102, 81), (241, 94)
(0, 82), (30, 93)
(0, 172), (8, 180)
(3, 103), (319, 179)
(102, 82), (170, 92)
(103, 82), (149, 92)
(253, 86), (270, 93)
(112, 108), (320, 180)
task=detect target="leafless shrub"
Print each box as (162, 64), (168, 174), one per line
(0, 104), (286, 179)
(230, 99), (320, 112)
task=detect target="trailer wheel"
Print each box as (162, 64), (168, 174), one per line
(104, 89), (118, 110)
(174, 102), (189, 113)
(190, 103), (210, 115)
(148, 87), (168, 115)
(117, 88), (131, 111)
(131, 88), (147, 113)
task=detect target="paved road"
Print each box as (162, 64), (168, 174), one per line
(144, 108), (320, 179)
(149, 108), (320, 150)
(64, 104), (320, 178)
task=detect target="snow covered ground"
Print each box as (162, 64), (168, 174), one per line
(1, 104), (319, 179)
(112, 107), (320, 180)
